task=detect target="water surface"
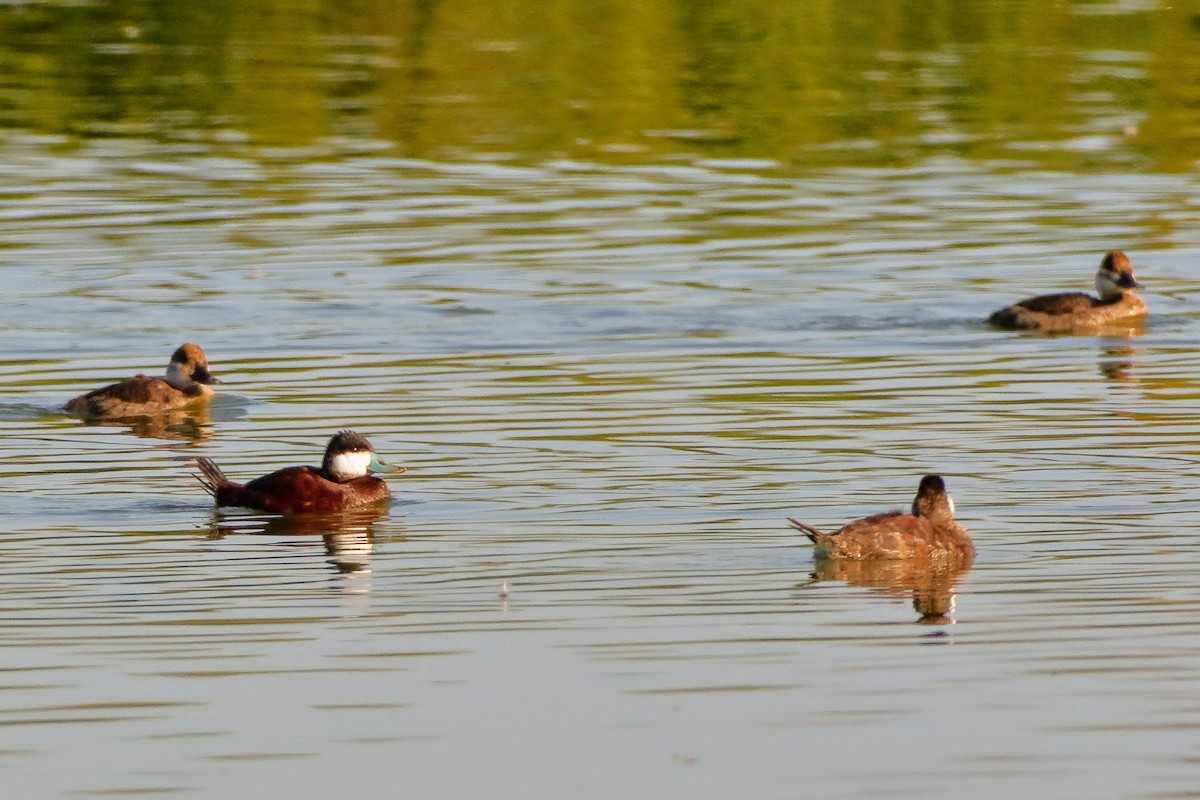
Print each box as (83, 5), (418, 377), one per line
(3, 1), (1200, 798)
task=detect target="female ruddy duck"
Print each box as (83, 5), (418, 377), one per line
(65, 343), (220, 418)
(194, 430), (405, 514)
(787, 475), (974, 560)
(988, 251), (1145, 332)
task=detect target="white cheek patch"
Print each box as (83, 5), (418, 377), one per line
(329, 450), (372, 480)
(165, 361), (190, 389)
(1096, 272), (1121, 297)
(948, 495), (956, 516)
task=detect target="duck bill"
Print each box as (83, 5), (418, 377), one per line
(367, 453), (406, 475)
(194, 366), (221, 385)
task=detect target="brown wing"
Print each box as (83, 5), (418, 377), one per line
(66, 375), (170, 410)
(1009, 292), (1099, 315)
(229, 466), (335, 513)
(825, 511), (934, 559)
(832, 510), (918, 537)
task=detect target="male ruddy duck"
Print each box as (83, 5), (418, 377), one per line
(194, 430), (405, 514)
(65, 343), (220, 418)
(787, 475), (974, 560)
(987, 251), (1145, 332)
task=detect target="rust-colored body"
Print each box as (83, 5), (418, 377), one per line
(787, 475), (973, 561)
(196, 459), (392, 514)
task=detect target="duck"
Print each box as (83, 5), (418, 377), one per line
(65, 343), (220, 418)
(787, 475), (974, 560)
(987, 251), (1146, 332)
(194, 430), (405, 514)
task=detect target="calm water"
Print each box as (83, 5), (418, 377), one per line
(3, 1), (1200, 798)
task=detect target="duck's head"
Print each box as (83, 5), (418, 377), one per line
(164, 343), (220, 390)
(1095, 251), (1141, 300)
(322, 430), (406, 482)
(911, 474), (956, 523)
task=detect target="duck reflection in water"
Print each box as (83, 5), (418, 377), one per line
(788, 475), (974, 623)
(206, 504), (389, 580)
(74, 405), (213, 442)
(1098, 344), (1142, 384)
(808, 558), (972, 624)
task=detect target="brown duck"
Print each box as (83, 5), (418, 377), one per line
(65, 343), (220, 418)
(787, 475), (974, 561)
(988, 251), (1145, 332)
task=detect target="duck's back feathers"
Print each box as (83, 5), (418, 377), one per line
(65, 375), (209, 418)
(995, 291), (1100, 317)
(790, 511), (963, 560)
(988, 293), (1145, 331)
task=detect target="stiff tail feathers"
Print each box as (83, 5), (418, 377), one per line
(786, 516), (825, 543)
(193, 456), (229, 499)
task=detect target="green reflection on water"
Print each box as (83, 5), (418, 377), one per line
(0, 0), (1199, 169)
